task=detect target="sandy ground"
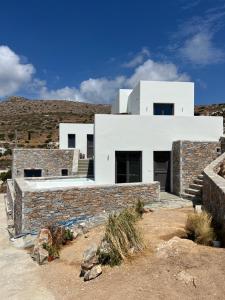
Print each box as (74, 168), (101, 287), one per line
(1, 193), (225, 299)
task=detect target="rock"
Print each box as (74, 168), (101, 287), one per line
(84, 265), (102, 281)
(176, 270), (195, 285)
(156, 237), (196, 259)
(143, 207), (154, 213)
(31, 228), (52, 264)
(38, 248), (49, 265)
(78, 222), (89, 234)
(83, 244), (98, 263)
(11, 234), (37, 249)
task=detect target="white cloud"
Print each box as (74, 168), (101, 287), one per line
(179, 32), (224, 65)
(127, 59), (190, 87)
(0, 45), (35, 97)
(39, 59), (189, 103)
(123, 47), (150, 68)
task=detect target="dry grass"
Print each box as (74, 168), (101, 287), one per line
(99, 208), (144, 266)
(185, 211), (215, 245)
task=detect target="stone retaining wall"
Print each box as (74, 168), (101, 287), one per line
(172, 141), (220, 196)
(12, 149), (79, 179)
(203, 152), (225, 241)
(14, 180), (160, 234)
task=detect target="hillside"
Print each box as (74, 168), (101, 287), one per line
(0, 96), (111, 149)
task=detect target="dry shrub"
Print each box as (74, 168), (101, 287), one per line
(99, 208), (144, 266)
(135, 199), (145, 218)
(185, 212), (215, 245)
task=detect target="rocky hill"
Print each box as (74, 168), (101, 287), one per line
(0, 96), (111, 148)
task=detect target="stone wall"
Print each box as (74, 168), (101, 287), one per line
(14, 180), (160, 234)
(172, 141), (220, 196)
(202, 152), (225, 242)
(12, 149), (79, 179)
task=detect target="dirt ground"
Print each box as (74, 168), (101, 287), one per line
(1, 194), (225, 300)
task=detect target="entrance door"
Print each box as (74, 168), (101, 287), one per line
(24, 169), (42, 177)
(87, 134), (94, 158)
(154, 151), (171, 192)
(115, 151), (142, 183)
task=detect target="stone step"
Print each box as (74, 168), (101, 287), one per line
(185, 188), (201, 196)
(182, 193), (202, 205)
(78, 167), (94, 171)
(193, 178), (203, 185)
(189, 183), (203, 190)
(197, 174), (204, 180)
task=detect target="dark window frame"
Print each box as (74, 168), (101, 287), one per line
(115, 151), (142, 184)
(24, 169), (42, 177)
(153, 103), (174, 115)
(61, 169), (68, 176)
(68, 134), (76, 148)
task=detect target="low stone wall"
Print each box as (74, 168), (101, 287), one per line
(14, 180), (160, 234)
(172, 141), (220, 196)
(203, 152), (225, 239)
(12, 149), (79, 179)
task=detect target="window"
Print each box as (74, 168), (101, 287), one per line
(24, 169), (42, 177)
(61, 169), (68, 176)
(68, 134), (76, 148)
(154, 103), (174, 115)
(115, 151), (142, 183)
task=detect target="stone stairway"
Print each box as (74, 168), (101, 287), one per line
(76, 159), (94, 178)
(182, 174), (203, 205)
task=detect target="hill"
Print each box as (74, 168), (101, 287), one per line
(0, 96), (111, 149)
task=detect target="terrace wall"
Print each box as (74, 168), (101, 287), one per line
(12, 149), (78, 179)
(14, 181), (160, 234)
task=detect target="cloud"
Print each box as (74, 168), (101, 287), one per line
(179, 31), (224, 65)
(39, 59), (189, 103)
(123, 47), (150, 68)
(127, 59), (189, 87)
(0, 46), (35, 97)
(171, 3), (225, 65)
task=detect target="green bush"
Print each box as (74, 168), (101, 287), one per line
(185, 212), (215, 245)
(43, 243), (59, 258)
(0, 169), (12, 182)
(64, 228), (74, 241)
(98, 208), (143, 266)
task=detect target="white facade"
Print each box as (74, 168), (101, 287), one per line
(59, 80), (223, 188)
(94, 115), (223, 184)
(59, 123), (94, 158)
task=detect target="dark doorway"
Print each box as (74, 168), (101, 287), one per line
(24, 169), (42, 177)
(115, 151), (142, 183)
(154, 151), (171, 192)
(154, 103), (174, 115)
(87, 134), (94, 158)
(68, 134), (76, 148)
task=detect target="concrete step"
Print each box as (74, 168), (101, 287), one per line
(185, 188), (201, 196)
(189, 183), (203, 190)
(194, 178), (203, 185)
(182, 193), (202, 205)
(78, 167), (94, 171)
(197, 174), (204, 180)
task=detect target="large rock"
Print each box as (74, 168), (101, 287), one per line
(11, 234), (37, 249)
(80, 244), (99, 278)
(31, 228), (52, 264)
(84, 265), (102, 281)
(83, 244), (98, 262)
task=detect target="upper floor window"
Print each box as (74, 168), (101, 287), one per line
(68, 134), (76, 148)
(154, 103), (174, 115)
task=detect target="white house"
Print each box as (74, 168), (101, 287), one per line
(59, 80), (223, 192)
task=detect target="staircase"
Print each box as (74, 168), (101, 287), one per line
(182, 174), (204, 205)
(76, 159), (94, 178)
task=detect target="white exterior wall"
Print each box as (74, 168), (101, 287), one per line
(139, 81), (194, 116)
(127, 83), (140, 114)
(94, 115), (223, 184)
(59, 123), (94, 158)
(111, 89), (132, 114)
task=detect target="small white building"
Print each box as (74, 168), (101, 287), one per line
(59, 80), (223, 192)
(0, 147), (6, 155)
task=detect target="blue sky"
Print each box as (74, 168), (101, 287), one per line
(0, 0), (224, 104)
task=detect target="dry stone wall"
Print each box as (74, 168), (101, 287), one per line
(14, 181), (160, 234)
(172, 141), (220, 196)
(12, 149), (78, 179)
(203, 152), (225, 242)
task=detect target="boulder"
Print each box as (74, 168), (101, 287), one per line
(84, 265), (102, 281)
(78, 222), (89, 234)
(11, 234), (37, 249)
(31, 228), (52, 264)
(38, 248), (49, 265)
(83, 244), (98, 263)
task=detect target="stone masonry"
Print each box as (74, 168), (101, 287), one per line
(203, 152), (225, 243)
(173, 141), (220, 196)
(14, 180), (160, 234)
(12, 149), (79, 179)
